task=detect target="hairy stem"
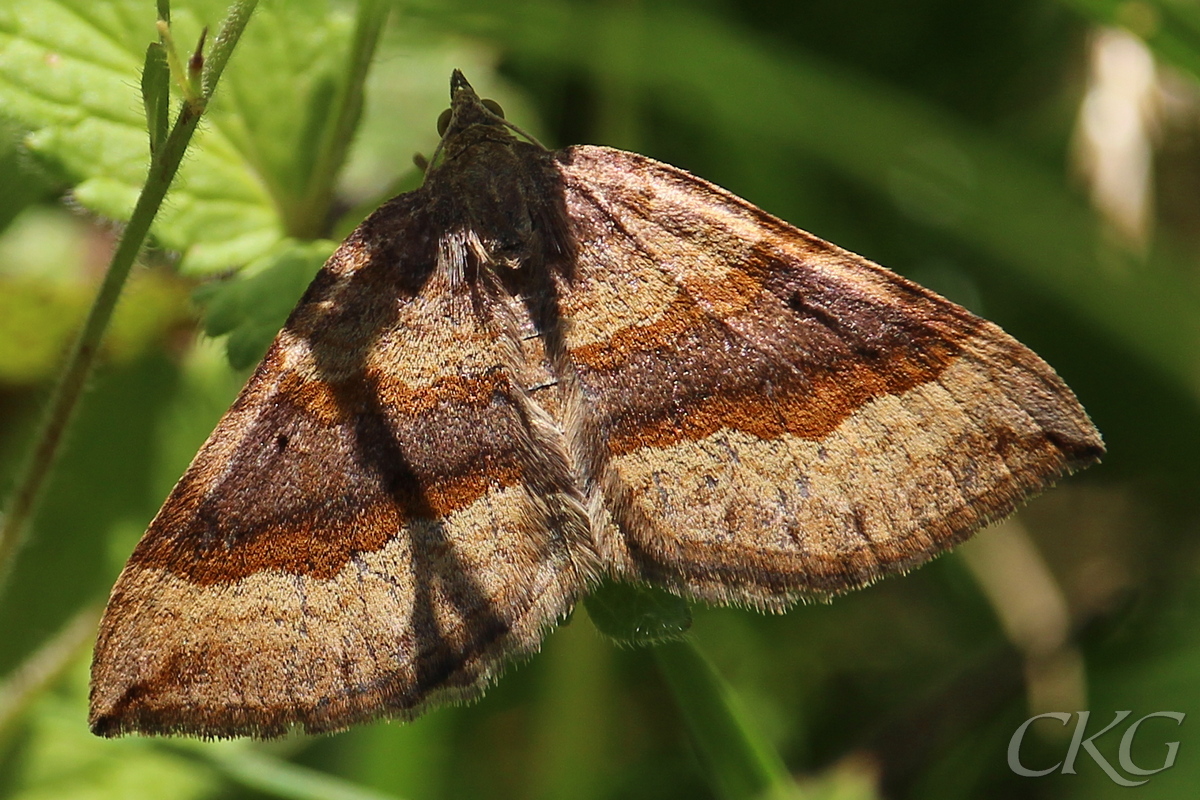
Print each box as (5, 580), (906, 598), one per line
(0, 0), (258, 593)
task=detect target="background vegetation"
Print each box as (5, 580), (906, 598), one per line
(1, 0), (1199, 798)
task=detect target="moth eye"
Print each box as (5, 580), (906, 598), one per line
(436, 108), (452, 137)
(482, 98), (505, 118)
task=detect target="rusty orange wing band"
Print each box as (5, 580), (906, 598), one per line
(90, 192), (595, 738)
(551, 145), (1103, 607)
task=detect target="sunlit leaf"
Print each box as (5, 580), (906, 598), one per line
(0, 0), (351, 272)
(198, 238), (335, 369)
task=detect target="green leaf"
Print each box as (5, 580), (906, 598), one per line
(0, 0), (361, 272)
(0, 0), (279, 272)
(584, 581), (692, 646)
(0, 0), (511, 286)
(654, 639), (800, 800)
(0, 117), (54, 232)
(198, 238), (335, 369)
(195, 0), (356, 242)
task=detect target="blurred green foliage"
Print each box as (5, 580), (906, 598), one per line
(1, 0), (1199, 798)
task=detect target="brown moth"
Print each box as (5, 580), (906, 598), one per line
(90, 71), (1103, 738)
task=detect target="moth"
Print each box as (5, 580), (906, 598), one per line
(91, 71), (1103, 737)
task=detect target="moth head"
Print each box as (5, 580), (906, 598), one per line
(432, 70), (510, 154)
(426, 71), (546, 174)
(440, 71), (506, 134)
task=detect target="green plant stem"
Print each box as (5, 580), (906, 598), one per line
(163, 742), (409, 800)
(0, 0), (258, 593)
(290, 0), (390, 238)
(203, 0), (259, 96)
(654, 638), (801, 800)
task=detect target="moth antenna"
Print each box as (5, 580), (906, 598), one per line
(501, 119), (547, 151)
(432, 104), (548, 161)
(428, 136), (448, 174)
(484, 109), (548, 152)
